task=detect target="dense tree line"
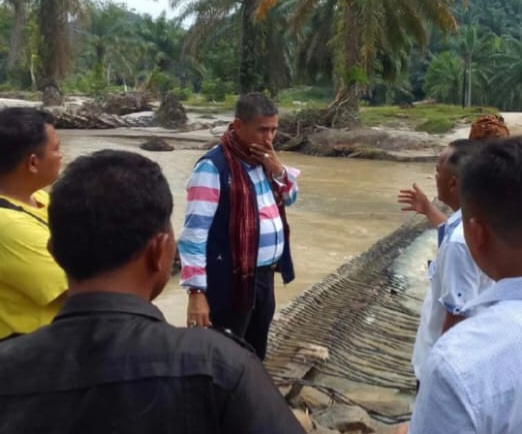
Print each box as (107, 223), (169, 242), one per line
(0, 0), (521, 123)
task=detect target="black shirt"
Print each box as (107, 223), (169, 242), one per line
(0, 293), (305, 434)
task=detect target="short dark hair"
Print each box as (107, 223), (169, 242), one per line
(49, 150), (173, 281)
(446, 139), (485, 175)
(460, 137), (522, 246)
(235, 92), (278, 123)
(0, 107), (55, 175)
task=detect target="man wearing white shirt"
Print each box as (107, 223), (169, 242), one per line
(397, 137), (522, 434)
(399, 139), (494, 383)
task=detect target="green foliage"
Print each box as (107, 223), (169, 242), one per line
(61, 71), (109, 96)
(276, 86), (333, 108)
(345, 66), (369, 86)
(146, 69), (179, 95)
(3, 0), (522, 114)
(361, 104), (499, 134)
(0, 81), (18, 92)
(171, 86), (192, 101)
(201, 78), (234, 102)
(415, 117), (455, 134)
(424, 52), (462, 105)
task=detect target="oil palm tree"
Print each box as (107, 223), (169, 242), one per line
(424, 51), (462, 104)
(257, 0), (458, 127)
(492, 32), (522, 110)
(5, 0), (27, 73)
(171, 0), (294, 94)
(37, 0), (86, 105)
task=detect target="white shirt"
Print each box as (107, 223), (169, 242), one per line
(410, 277), (522, 434)
(411, 210), (493, 379)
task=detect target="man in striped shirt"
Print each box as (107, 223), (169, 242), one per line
(178, 92), (299, 359)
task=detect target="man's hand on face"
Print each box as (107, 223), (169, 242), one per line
(187, 292), (212, 328)
(250, 143), (284, 177)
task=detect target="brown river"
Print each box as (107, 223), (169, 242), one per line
(60, 131), (438, 326)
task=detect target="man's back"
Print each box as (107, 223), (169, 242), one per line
(410, 282), (522, 433)
(0, 293), (304, 434)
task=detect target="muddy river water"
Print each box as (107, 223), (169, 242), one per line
(60, 131), (438, 325)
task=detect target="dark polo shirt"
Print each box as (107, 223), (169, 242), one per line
(0, 293), (304, 434)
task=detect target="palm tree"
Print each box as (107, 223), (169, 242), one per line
(424, 51), (462, 104)
(5, 0), (27, 73)
(257, 0), (458, 127)
(36, 0), (86, 105)
(171, 0), (293, 94)
(85, 2), (129, 85)
(492, 33), (522, 110)
(453, 25), (487, 107)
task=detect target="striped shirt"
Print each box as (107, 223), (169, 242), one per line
(178, 158), (300, 290)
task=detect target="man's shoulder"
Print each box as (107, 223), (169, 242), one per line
(448, 220), (465, 243)
(430, 302), (522, 401)
(107, 319), (255, 383)
(0, 204), (48, 239)
(199, 145), (227, 170)
(437, 224), (471, 264)
(158, 325), (254, 379)
(0, 320), (255, 395)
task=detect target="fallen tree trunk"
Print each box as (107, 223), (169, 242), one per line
(52, 110), (128, 129)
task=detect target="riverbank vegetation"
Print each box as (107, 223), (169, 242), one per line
(0, 0), (518, 127)
(360, 104), (498, 134)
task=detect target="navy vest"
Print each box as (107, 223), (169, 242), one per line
(201, 145), (295, 312)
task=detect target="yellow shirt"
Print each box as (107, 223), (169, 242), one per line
(0, 190), (67, 338)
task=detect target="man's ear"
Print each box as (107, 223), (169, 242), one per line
(449, 174), (458, 194)
(146, 232), (172, 273)
(27, 153), (39, 174)
(465, 216), (490, 262)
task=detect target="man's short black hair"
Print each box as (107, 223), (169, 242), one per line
(49, 150), (173, 281)
(460, 137), (522, 246)
(235, 92), (278, 123)
(0, 107), (55, 175)
(446, 139), (485, 175)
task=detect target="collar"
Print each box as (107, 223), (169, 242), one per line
(437, 209), (462, 246)
(54, 292), (166, 323)
(447, 209), (462, 226)
(463, 277), (522, 310)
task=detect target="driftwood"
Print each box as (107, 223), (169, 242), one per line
(53, 110), (128, 129)
(44, 93), (160, 129)
(103, 92), (153, 115)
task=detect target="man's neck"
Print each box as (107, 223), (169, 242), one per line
(0, 176), (38, 207)
(67, 269), (153, 302)
(487, 251), (522, 282)
(447, 199), (460, 212)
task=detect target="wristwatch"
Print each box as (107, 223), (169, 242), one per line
(187, 288), (205, 295)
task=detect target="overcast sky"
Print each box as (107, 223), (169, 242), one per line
(120, 0), (178, 18)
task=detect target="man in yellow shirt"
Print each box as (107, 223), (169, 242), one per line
(0, 107), (66, 340)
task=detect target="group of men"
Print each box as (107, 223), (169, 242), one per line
(0, 97), (305, 433)
(1, 95), (522, 434)
(395, 115), (522, 433)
